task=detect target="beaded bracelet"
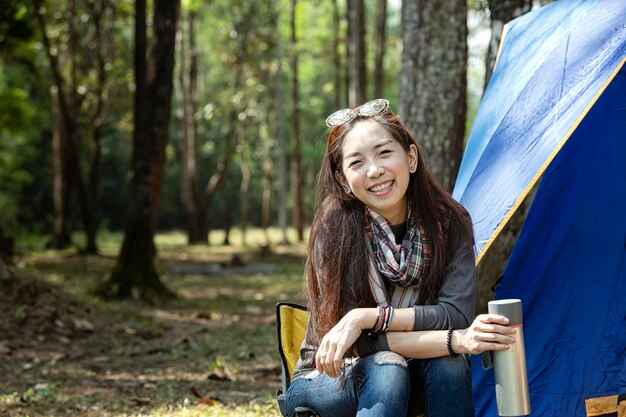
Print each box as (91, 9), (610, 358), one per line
(447, 328), (459, 357)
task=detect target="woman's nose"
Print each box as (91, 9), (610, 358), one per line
(367, 164), (384, 178)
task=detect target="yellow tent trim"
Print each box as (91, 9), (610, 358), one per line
(476, 55), (626, 266)
(492, 23), (509, 73)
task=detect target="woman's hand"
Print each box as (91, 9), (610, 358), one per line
(315, 309), (366, 378)
(454, 314), (517, 355)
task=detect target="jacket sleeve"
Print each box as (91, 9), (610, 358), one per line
(412, 232), (476, 331)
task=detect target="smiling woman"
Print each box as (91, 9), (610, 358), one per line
(283, 99), (517, 417)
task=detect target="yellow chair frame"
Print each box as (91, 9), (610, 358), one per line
(275, 302), (317, 417)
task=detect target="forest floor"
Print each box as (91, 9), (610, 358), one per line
(0, 232), (307, 417)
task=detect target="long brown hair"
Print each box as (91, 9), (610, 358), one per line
(305, 108), (473, 343)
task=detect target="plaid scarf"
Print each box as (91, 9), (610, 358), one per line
(365, 208), (431, 308)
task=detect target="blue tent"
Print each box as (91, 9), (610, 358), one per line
(452, 1), (626, 416)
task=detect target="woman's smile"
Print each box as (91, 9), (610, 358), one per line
(369, 179), (394, 194)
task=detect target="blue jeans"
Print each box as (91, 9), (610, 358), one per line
(285, 352), (474, 417)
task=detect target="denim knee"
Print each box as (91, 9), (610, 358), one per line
(357, 352), (411, 395)
(363, 351), (409, 382)
(421, 355), (470, 385)
(355, 352), (411, 416)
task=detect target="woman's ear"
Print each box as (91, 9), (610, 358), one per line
(408, 144), (418, 173)
(335, 171), (352, 194)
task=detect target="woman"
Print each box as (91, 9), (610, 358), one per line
(284, 99), (516, 417)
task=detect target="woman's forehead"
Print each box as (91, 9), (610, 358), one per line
(342, 120), (396, 154)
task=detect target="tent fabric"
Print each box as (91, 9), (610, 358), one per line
(452, 0), (626, 263)
(450, 0), (626, 416)
(471, 65), (626, 417)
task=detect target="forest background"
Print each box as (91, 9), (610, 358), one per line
(0, 0), (547, 416)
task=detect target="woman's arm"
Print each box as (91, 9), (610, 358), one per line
(315, 308), (515, 377)
(385, 314), (515, 358)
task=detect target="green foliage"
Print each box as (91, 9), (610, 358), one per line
(0, 0), (488, 242)
(0, 1), (36, 56)
(0, 6), (40, 211)
(0, 56), (41, 235)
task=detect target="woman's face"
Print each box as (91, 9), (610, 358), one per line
(337, 120), (417, 225)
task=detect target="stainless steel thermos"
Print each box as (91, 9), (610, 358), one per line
(483, 299), (531, 416)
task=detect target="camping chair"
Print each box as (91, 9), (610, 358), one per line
(276, 302), (318, 417)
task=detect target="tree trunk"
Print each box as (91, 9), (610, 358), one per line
(0, 227), (13, 279)
(50, 89), (71, 249)
(261, 149), (273, 246)
(275, 62), (290, 245)
(332, 0), (343, 109)
(262, 63), (276, 247)
(175, 24), (189, 235)
(220, 183), (232, 246)
(484, 0), (532, 88)
(131, 0), (147, 170)
(197, 102), (238, 244)
(290, 0), (304, 242)
(83, 0), (113, 255)
(399, 0), (467, 191)
(34, 1), (88, 249)
(178, 9), (202, 244)
(239, 130), (250, 247)
(84, 125), (102, 254)
(374, 0), (387, 99)
(347, 0), (366, 107)
(68, 0), (79, 117)
(37, 0), (119, 254)
(195, 44), (243, 244)
(103, 0), (180, 302)
(64, 0), (93, 250)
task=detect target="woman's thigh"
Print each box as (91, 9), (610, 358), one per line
(285, 369), (358, 417)
(285, 352), (411, 417)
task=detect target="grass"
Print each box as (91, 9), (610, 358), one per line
(0, 229), (309, 417)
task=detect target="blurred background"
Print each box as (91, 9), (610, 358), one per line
(0, 0), (551, 259)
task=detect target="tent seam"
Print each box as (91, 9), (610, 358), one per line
(476, 56), (626, 265)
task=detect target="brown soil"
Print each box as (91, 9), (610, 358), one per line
(0, 265), (287, 416)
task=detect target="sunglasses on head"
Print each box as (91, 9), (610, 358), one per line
(325, 99), (390, 127)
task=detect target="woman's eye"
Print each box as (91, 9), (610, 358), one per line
(348, 160), (362, 168)
(380, 149), (392, 156)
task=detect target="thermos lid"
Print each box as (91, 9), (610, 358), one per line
(488, 299), (523, 326)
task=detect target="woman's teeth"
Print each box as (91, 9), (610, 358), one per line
(370, 181), (393, 192)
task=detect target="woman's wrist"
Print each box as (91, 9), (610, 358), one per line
(346, 308), (378, 330)
(451, 329), (466, 355)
